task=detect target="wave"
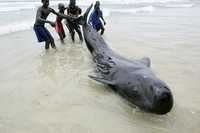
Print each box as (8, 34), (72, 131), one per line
(0, 0), (195, 12)
(0, 21), (34, 35)
(0, 0), (195, 35)
(0, 5), (35, 12)
(0, 5), (155, 36)
(101, 6), (155, 17)
(162, 3), (194, 8)
(107, 6), (155, 14)
(78, 0), (191, 5)
(0, 0), (69, 12)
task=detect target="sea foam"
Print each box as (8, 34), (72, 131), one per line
(0, 0), (195, 35)
(0, 0), (193, 12)
(107, 6), (155, 14)
(0, 6), (155, 36)
(0, 21), (34, 35)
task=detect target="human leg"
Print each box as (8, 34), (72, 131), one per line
(50, 38), (56, 49)
(42, 27), (56, 49)
(75, 25), (83, 42)
(100, 26), (105, 35)
(45, 40), (50, 49)
(58, 32), (65, 43)
(66, 21), (75, 42)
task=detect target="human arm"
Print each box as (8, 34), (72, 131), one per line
(49, 7), (76, 21)
(35, 7), (55, 26)
(78, 7), (82, 15)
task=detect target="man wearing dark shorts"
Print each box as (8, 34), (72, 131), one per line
(65, 0), (83, 42)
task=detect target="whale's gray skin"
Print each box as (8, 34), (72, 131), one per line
(81, 5), (173, 115)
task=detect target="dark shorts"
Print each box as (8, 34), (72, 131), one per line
(66, 20), (81, 33)
(33, 25), (54, 42)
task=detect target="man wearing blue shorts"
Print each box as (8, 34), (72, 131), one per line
(34, 0), (74, 49)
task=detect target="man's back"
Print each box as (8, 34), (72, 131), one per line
(89, 9), (102, 25)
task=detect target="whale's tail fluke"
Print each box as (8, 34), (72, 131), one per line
(78, 4), (93, 25)
(81, 3), (110, 56)
(83, 4), (93, 24)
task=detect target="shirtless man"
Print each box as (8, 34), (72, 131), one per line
(34, 0), (74, 49)
(65, 0), (83, 42)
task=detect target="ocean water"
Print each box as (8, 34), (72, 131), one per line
(0, 0), (198, 35)
(0, 0), (200, 133)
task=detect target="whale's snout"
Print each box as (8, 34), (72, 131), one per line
(152, 86), (173, 114)
(158, 91), (171, 103)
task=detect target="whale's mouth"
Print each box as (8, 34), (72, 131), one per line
(152, 91), (173, 115)
(159, 92), (170, 104)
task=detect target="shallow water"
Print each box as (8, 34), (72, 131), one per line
(0, 4), (200, 133)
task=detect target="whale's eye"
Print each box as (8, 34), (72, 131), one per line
(127, 82), (130, 85)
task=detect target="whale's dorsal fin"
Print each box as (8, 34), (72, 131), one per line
(139, 57), (151, 67)
(89, 75), (115, 85)
(77, 4), (93, 25)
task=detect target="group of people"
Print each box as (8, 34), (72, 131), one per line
(33, 0), (106, 50)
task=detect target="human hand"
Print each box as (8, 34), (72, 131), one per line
(49, 8), (56, 14)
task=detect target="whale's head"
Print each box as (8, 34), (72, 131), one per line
(89, 68), (173, 115)
(139, 76), (173, 114)
(116, 71), (173, 115)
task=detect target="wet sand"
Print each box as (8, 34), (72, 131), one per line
(0, 6), (200, 133)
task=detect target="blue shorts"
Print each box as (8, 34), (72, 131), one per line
(33, 25), (54, 42)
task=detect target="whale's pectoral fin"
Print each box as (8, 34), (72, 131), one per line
(139, 57), (151, 67)
(89, 75), (115, 85)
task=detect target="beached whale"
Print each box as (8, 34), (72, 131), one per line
(81, 5), (173, 114)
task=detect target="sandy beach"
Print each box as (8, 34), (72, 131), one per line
(0, 1), (200, 133)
